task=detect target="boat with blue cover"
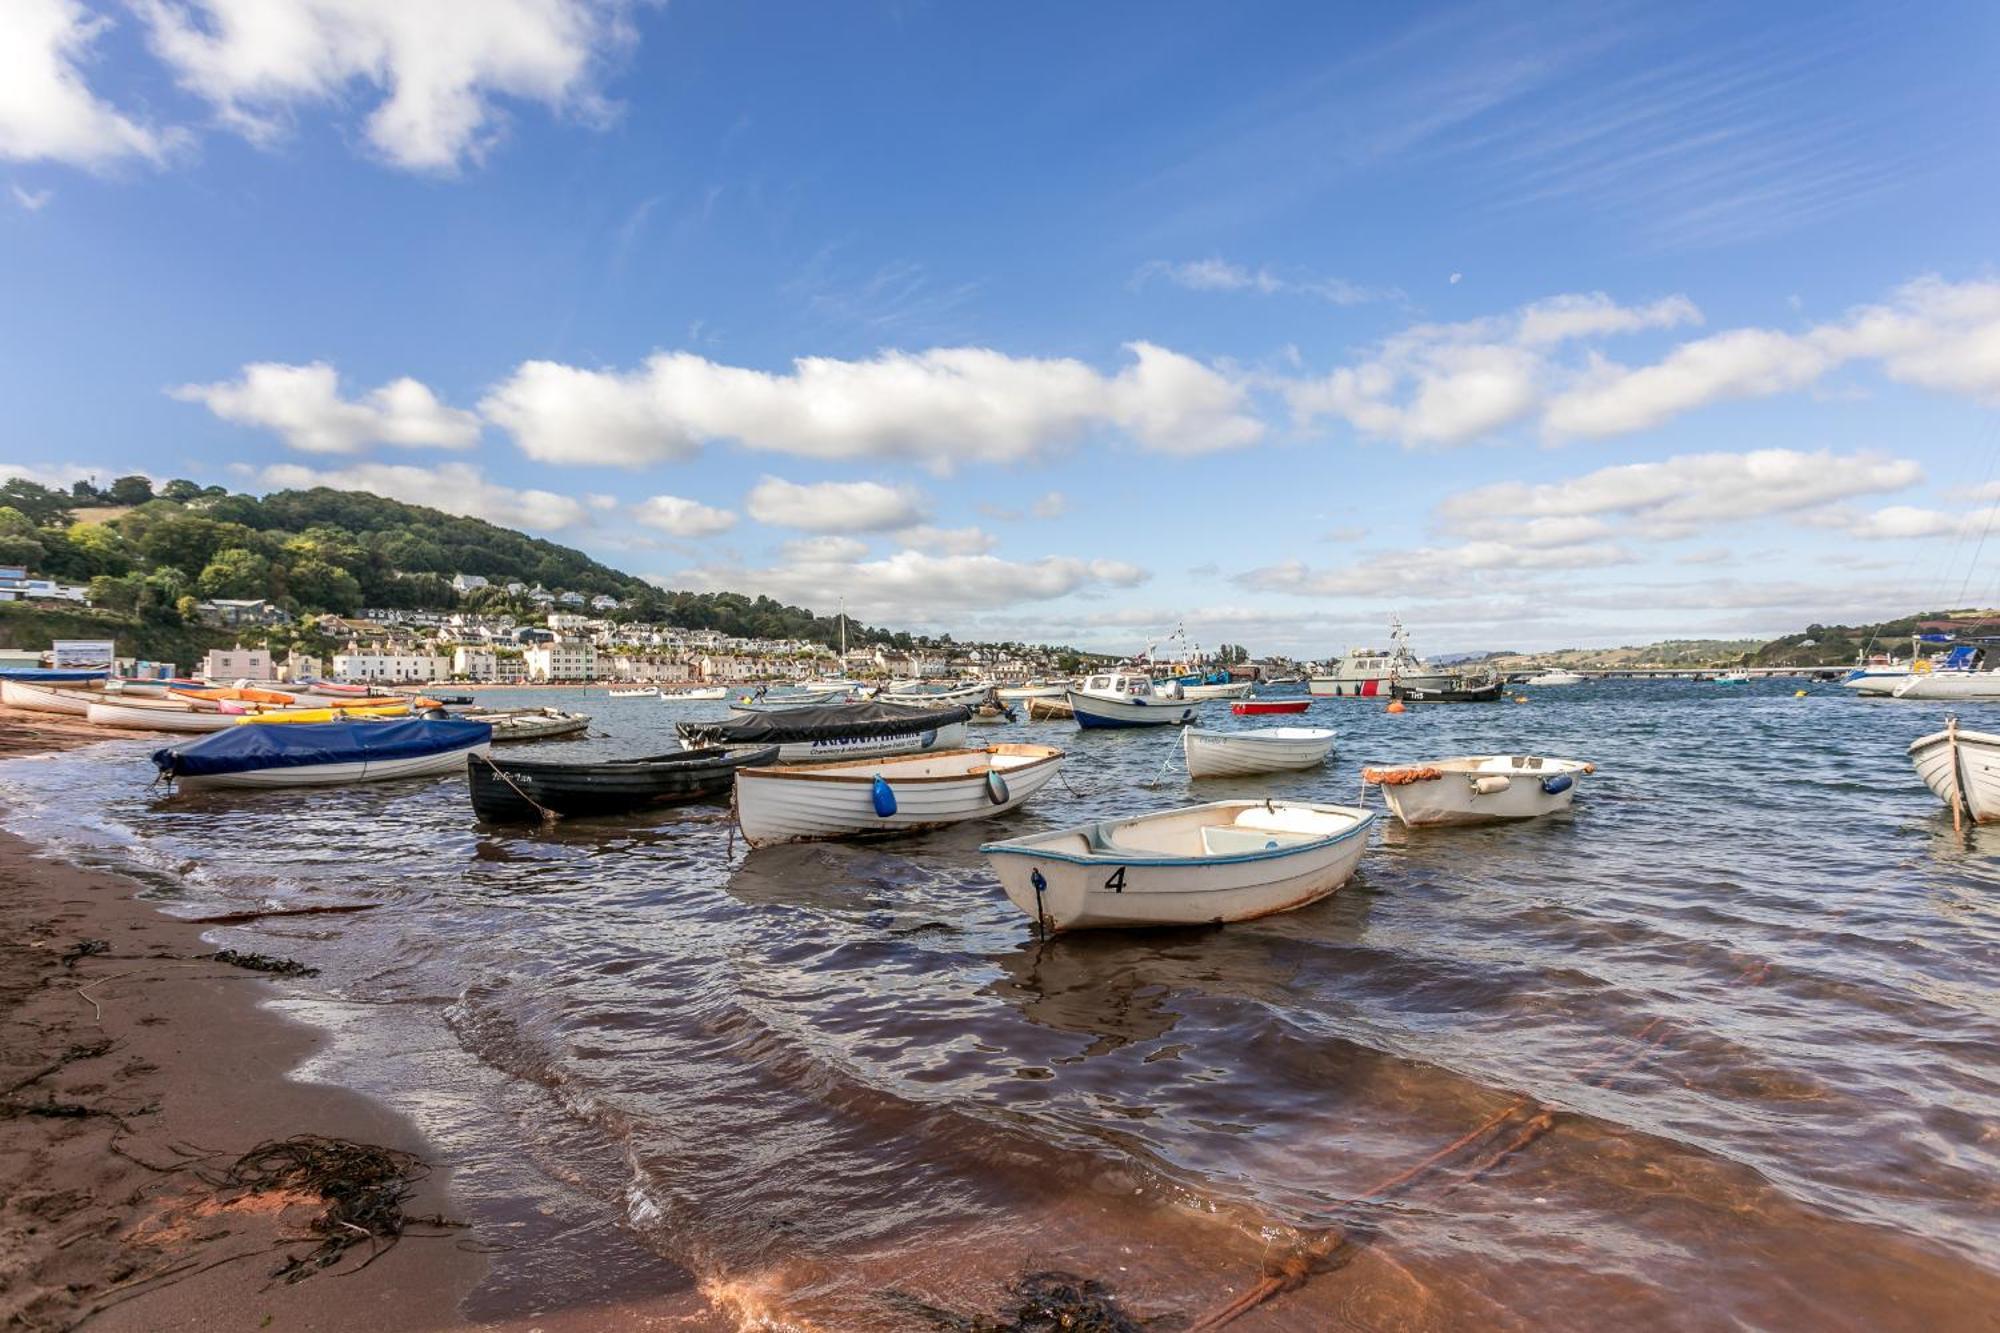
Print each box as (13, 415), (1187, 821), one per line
(153, 717), (492, 790)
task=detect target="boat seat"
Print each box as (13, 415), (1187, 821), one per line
(1201, 826), (1311, 855)
(1082, 821), (1128, 853)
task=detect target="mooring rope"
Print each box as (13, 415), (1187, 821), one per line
(474, 752), (560, 826)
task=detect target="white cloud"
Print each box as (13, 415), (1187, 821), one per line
(132, 0), (634, 173)
(1235, 541), (1634, 602)
(1135, 258), (1390, 305)
(1806, 503), (2000, 542)
(1544, 329), (1832, 437)
(896, 524), (997, 555)
(631, 493), (737, 537)
(1030, 490), (1068, 519)
(252, 461), (591, 530)
(0, 461), (131, 491)
(1514, 293), (1702, 346)
(0, 0), (184, 169)
(1436, 448), (1922, 540)
(745, 476), (926, 533)
(482, 341), (1264, 470)
(11, 183), (54, 211)
(670, 548), (1152, 623)
(171, 361), (480, 454)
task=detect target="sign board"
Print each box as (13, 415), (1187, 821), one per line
(51, 639), (116, 672)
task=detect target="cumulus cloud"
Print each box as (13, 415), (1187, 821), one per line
(896, 524), (997, 555)
(252, 461), (590, 530)
(1804, 503), (2000, 542)
(1030, 489), (1069, 519)
(1436, 448), (1922, 540)
(669, 548), (1152, 623)
(1514, 293), (1703, 346)
(132, 0), (633, 173)
(745, 476), (926, 532)
(1135, 258), (1391, 306)
(1235, 541), (1635, 602)
(481, 342), (1264, 470)
(1, 0), (185, 169)
(170, 362), (480, 454)
(631, 493), (737, 537)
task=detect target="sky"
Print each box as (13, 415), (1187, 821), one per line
(4, 0), (2000, 658)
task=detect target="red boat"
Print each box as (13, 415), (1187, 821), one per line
(1233, 699), (1310, 715)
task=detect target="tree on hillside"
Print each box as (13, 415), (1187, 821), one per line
(160, 479), (203, 502)
(197, 548), (273, 600)
(0, 508), (47, 568)
(106, 475), (155, 506)
(0, 480), (74, 527)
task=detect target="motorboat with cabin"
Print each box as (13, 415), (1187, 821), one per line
(1308, 617), (1454, 698)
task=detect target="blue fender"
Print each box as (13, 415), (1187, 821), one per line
(1541, 773), (1573, 796)
(986, 770), (1010, 805)
(872, 775), (897, 816)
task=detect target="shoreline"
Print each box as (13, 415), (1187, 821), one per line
(0, 714), (725, 1331)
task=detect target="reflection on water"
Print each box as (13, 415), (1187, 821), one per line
(3, 682), (1998, 1328)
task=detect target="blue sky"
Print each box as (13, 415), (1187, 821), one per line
(4, 0), (2000, 655)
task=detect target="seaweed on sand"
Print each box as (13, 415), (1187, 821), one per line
(883, 1269), (1159, 1332)
(207, 949), (320, 978)
(213, 1135), (457, 1281)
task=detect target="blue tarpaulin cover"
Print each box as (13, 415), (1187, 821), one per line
(154, 717), (491, 779)
(0, 669), (108, 682)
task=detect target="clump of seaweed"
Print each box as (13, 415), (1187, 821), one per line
(61, 938), (109, 967)
(215, 1135), (446, 1280)
(884, 1270), (1155, 1332)
(208, 949), (320, 978)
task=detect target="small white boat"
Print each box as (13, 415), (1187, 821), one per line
(1364, 755), (1593, 827)
(1179, 680), (1255, 702)
(607, 686), (661, 698)
(462, 707), (593, 742)
(880, 682), (995, 707)
(1183, 726), (1336, 778)
(1713, 673), (1751, 685)
(996, 682), (1069, 702)
(981, 799), (1375, 933)
(730, 688), (845, 711)
(1891, 671), (2000, 701)
(1523, 669), (1586, 686)
(735, 744), (1063, 847)
(1, 678), (100, 715)
(661, 686), (729, 701)
(86, 699), (241, 732)
(1068, 670), (1195, 729)
(1909, 719), (2000, 823)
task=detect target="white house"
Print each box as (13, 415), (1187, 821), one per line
(524, 641), (596, 682)
(333, 646), (451, 683)
(590, 594), (621, 611)
(201, 645), (273, 681)
(450, 573), (490, 594)
(452, 646), (498, 682)
(547, 612), (589, 632)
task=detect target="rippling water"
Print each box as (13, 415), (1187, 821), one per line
(6, 682), (1998, 1329)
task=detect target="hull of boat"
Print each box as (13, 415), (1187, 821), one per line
(1068, 691), (1195, 729)
(607, 687), (661, 698)
(1393, 681), (1503, 703)
(1909, 726), (2000, 822)
(736, 745), (1062, 847)
(996, 684), (1067, 701)
(983, 802), (1373, 933)
(1179, 681), (1254, 701)
(468, 746), (773, 821)
(663, 687), (729, 701)
(1183, 727), (1336, 778)
(720, 721), (970, 764)
(1025, 697), (1074, 721)
(1524, 673), (1586, 686)
(1308, 671), (1454, 698)
(1233, 699), (1310, 715)
(1892, 673), (2000, 701)
(1370, 756), (1591, 827)
(2, 679), (96, 715)
(881, 684), (993, 706)
(178, 740), (491, 789)
(470, 711), (593, 742)
(87, 700), (237, 732)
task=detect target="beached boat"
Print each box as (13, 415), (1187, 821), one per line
(661, 686), (729, 701)
(1364, 755), (1594, 827)
(1308, 617), (1454, 698)
(467, 745), (777, 822)
(677, 701), (971, 763)
(1522, 669), (1587, 686)
(1179, 679), (1254, 702)
(607, 685), (661, 698)
(735, 744), (1064, 847)
(1, 677), (102, 715)
(1068, 670), (1195, 729)
(980, 799), (1375, 933)
(1182, 726), (1336, 778)
(1908, 719), (2000, 823)
(1233, 698), (1310, 715)
(236, 704), (410, 724)
(153, 718), (492, 790)
(1026, 696), (1075, 721)
(86, 698), (242, 732)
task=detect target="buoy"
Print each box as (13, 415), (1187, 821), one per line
(871, 775), (897, 817)
(1512, 695), (1529, 704)
(1386, 700), (1407, 714)
(986, 770), (1010, 806)
(1794, 689), (1807, 698)
(1541, 773), (1574, 795)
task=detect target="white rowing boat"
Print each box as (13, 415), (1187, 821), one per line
(735, 744), (1063, 847)
(1909, 718), (2000, 823)
(1365, 755), (1594, 827)
(1, 679), (98, 715)
(880, 682), (995, 707)
(995, 682), (1068, 701)
(1179, 680), (1254, 701)
(86, 699), (241, 732)
(607, 685), (661, 698)
(981, 799), (1374, 933)
(662, 686), (729, 701)
(1182, 726), (1336, 778)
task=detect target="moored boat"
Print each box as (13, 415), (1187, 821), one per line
(1068, 670), (1195, 729)
(153, 718), (492, 790)
(879, 682), (996, 707)
(1182, 726), (1336, 778)
(607, 685), (662, 698)
(1179, 680), (1254, 701)
(1364, 755), (1594, 827)
(1025, 696), (1075, 721)
(1308, 616), (1453, 698)
(1233, 698), (1309, 715)
(1908, 718), (2000, 823)
(1522, 669), (1587, 686)
(661, 686), (729, 701)
(995, 682), (1068, 701)
(1393, 671), (1503, 703)
(677, 701), (971, 763)
(980, 799), (1375, 933)
(1890, 671), (2000, 701)
(467, 745), (777, 822)
(464, 707), (593, 742)
(735, 743), (1064, 847)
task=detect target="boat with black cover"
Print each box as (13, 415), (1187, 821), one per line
(467, 745), (779, 822)
(675, 700), (971, 763)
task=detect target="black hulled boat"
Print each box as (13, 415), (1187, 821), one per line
(468, 745), (778, 822)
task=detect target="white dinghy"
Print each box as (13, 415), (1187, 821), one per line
(1179, 680), (1254, 701)
(1, 678), (100, 715)
(1364, 755), (1593, 827)
(1182, 726), (1336, 778)
(981, 799), (1373, 934)
(1909, 718), (2000, 825)
(734, 743), (1064, 847)
(86, 698), (241, 732)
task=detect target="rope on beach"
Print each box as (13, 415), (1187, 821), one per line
(1188, 957), (1778, 1328)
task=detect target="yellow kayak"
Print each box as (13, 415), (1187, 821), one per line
(235, 704), (411, 725)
